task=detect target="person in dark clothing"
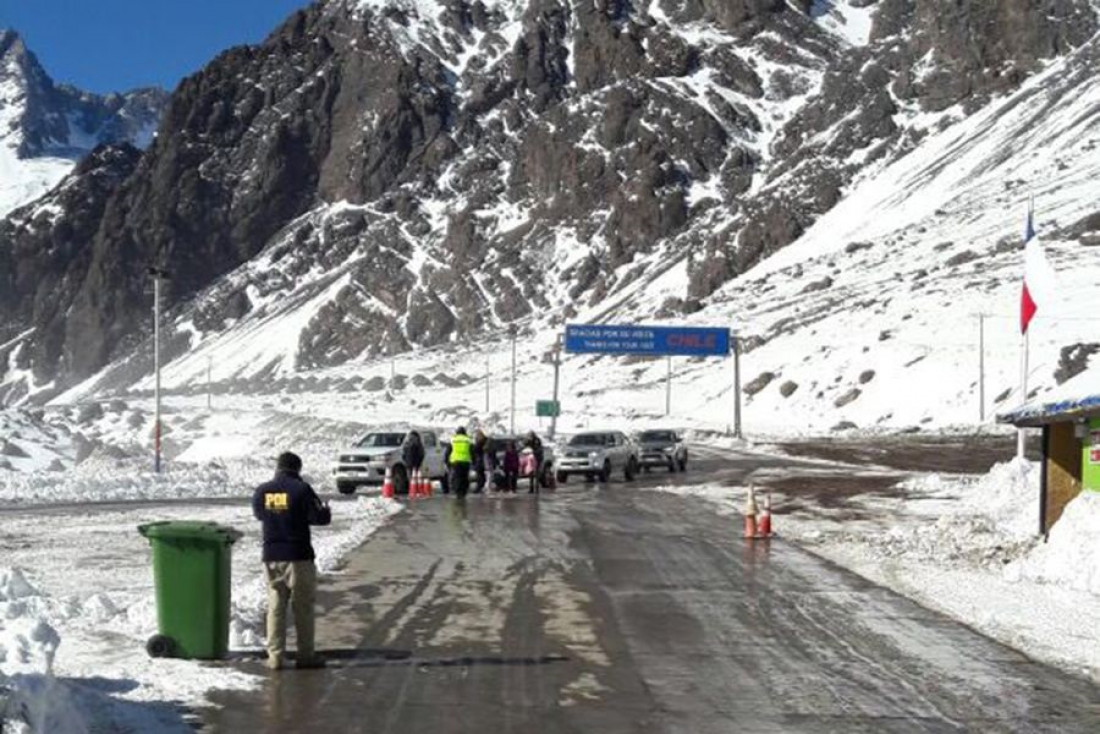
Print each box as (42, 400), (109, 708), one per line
(252, 452), (331, 671)
(523, 431), (544, 494)
(472, 429), (488, 494)
(502, 441), (520, 493)
(402, 431), (425, 474)
(449, 427), (472, 498)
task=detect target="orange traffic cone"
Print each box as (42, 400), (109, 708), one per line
(743, 485), (758, 539)
(415, 469), (427, 498)
(423, 472), (433, 497)
(758, 492), (772, 538)
(382, 466), (395, 499)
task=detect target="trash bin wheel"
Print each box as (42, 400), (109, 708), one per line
(146, 634), (177, 658)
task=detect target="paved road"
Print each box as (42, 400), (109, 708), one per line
(203, 446), (1100, 733)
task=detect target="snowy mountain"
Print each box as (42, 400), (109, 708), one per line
(0, 30), (166, 217)
(2, 0), (1100, 433)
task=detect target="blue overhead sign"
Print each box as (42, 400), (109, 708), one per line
(565, 324), (731, 357)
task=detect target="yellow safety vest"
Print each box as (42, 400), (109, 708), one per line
(450, 434), (472, 464)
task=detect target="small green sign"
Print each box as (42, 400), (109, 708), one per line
(536, 400), (560, 417)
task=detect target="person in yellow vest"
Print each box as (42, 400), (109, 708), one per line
(449, 426), (473, 498)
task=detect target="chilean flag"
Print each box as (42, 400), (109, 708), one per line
(1020, 208), (1056, 334)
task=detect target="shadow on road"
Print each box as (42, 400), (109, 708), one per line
(223, 648), (570, 670)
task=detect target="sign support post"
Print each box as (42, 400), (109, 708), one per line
(665, 356), (672, 416)
(550, 335), (562, 440)
(733, 336), (742, 440)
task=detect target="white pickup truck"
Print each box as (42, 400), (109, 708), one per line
(554, 430), (640, 484)
(333, 429), (449, 495)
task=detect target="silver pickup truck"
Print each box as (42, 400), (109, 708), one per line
(635, 429), (688, 472)
(555, 430), (639, 484)
(333, 429), (449, 495)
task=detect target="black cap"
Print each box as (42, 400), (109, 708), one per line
(276, 452), (303, 473)
(456, 426), (467, 435)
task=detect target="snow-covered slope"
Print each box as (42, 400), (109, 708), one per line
(0, 0), (1096, 438)
(52, 12), (1100, 436)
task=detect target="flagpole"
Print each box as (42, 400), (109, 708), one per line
(1017, 329), (1029, 459)
(1017, 196), (1034, 461)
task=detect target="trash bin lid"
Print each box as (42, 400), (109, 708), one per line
(138, 521), (243, 544)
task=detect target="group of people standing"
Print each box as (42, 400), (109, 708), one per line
(400, 427), (545, 498)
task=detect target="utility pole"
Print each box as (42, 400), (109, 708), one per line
(733, 335), (742, 440)
(550, 335), (562, 441)
(665, 356), (672, 416)
(978, 313), (985, 423)
(509, 325), (518, 434)
(147, 266), (170, 474)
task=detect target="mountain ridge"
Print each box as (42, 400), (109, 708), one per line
(1, 0), (1099, 421)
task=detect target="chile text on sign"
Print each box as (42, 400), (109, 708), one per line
(564, 324), (731, 357)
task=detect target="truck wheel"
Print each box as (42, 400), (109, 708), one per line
(678, 457), (687, 472)
(556, 470), (568, 485)
(598, 461), (611, 483)
(337, 482), (356, 495)
(540, 463), (555, 489)
(393, 465), (409, 496)
(624, 457), (637, 482)
(668, 460), (676, 474)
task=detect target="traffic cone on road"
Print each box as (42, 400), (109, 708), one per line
(382, 466), (395, 499)
(415, 469), (428, 498)
(758, 491), (772, 538)
(743, 485), (758, 539)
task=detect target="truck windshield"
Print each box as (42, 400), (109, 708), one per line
(568, 434), (608, 446)
(355, 433), (405, 448)
(639, 431), (675, 442)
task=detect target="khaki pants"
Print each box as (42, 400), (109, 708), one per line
(264, 560), (317, 660)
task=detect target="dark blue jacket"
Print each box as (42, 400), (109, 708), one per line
(252, 470), (331, 562)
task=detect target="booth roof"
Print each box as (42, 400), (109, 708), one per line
(999, 368), (1100, 427)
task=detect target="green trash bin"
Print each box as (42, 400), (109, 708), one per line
(137, 521), (243, 660)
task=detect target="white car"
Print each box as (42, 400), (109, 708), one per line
(555, 431), (640, 484)
(333, 429), (449, 495)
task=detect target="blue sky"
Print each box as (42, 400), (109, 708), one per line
(0, 0), (310, 94)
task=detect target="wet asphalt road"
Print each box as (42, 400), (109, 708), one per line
(202, 445), (1100, 733)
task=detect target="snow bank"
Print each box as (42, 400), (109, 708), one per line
(963, 459), (1039, 538)
(1009, 492), (1100, 595)
(0, 567), (79, 734)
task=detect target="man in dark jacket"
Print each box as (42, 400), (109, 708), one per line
(403, 431), (425, 472)
(252, 452), (331, 670)
(472, 429), (489, 494)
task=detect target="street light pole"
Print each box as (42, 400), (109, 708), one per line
(509, 326), (518, 434)
(147, 266), (170, 474)
(978, 313), (986, 423)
